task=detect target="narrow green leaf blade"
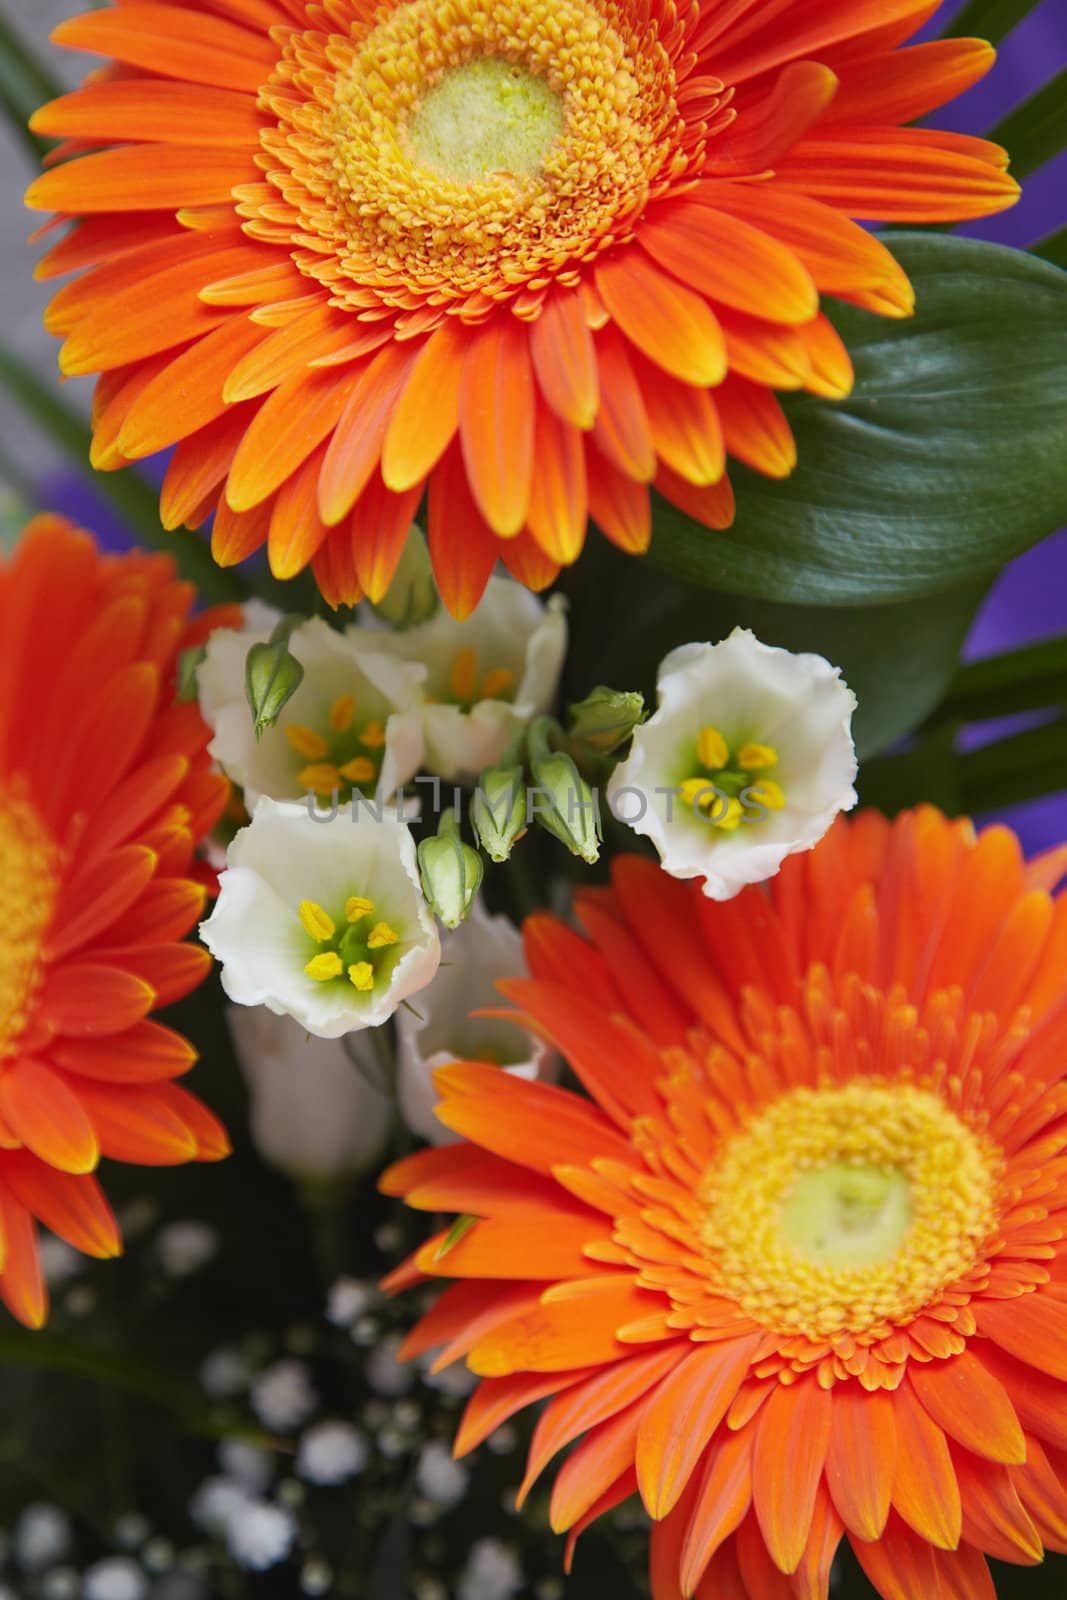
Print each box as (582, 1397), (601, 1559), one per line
(929, 635), (1067, 728)
(941, 0), (1043, 44)
(1031, 225), (1067, 270)
(986, 66), (1067, 180)
(0, 344), (246, 603)
(645, 235), (1067, 608)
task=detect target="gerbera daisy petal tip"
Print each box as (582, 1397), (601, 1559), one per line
(29, 0), (1017, 611)
(385, 809), (1067, 1600)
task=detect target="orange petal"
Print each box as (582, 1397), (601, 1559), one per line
(751, 1378), (832, 1573)
(549, 1397), (648, 1531)
(825, 1381), (896, 1540)
(457, 1369), (591, 1457)
(891, 1379), (962, 1548)
(655, 463), (736, 531)
(1, 1150), (120, 1258)
(49, 1020), (197, 1086)
(636, 358), (725, 486)
(0, 1059), (99, 1174)
(853, 1509), (939, 1600)
(796, 313), (855, 399)
(94, 945), (211, 1009)
(74, 1079), (198, 1165)
(415, 1214), (600, 1281)
(47, 846), (158, 961)
(525, 403), (588, 564)
(30, 80), (264, 146)
(468, 1277), (659, 1377)
(227, 364), (360, 513)
(953, 1449), (1043, 1564)
(459, 316), (536, 538)
(825, 40), (996, 127)
(268, 444), (332, 580)
(159, 402), (257, 529)
(530, 290), (599, 430)
(27, 145), (254, 215)
(637, 1336), (761, 1520)
(350, 472), (425, 603)
(50, 6), (276, 94)
(0, 1187), (47, 1329)
(597, 250), (726, 386)
(380, 320), (465, 492)
(680, 1426), (754, 1593)
(432, 1061), (632, 1173)
(974, 1294), (1067, 1384)
(223, 303), (355, 403)
(639, 202), (818, 327)
(499, 527), (563, 592)
(716, 374), (796, 478)
(39, 964), (156, 1038)
(704, 60), (839, 178)
(427, 442), (500, 620)
(774, 130), (1019, 222)
(318, 341), (417, 525)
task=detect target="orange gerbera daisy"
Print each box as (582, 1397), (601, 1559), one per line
(0, 515), (238, 1328)
(26, 1), (1017, 617)
(383, 808), (1067, 1600)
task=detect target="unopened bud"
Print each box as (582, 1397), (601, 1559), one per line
(472, 767), (527, 862)
(369, 525), (439, 629)
(245, 633), (304, 740)
(529, 752), (601, 864)
(417, 809), (484, 930)
(568, 686), (645, 755)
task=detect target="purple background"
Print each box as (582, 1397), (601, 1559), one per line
(36, 0), (1067, 847)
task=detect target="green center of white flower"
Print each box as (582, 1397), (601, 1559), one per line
(410, 57), (564, 183)
(300, 897), (401, 993)
(679, 723), (784, 831)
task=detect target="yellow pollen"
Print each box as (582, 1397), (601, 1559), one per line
(298, 762), (341, 796)
(349, 961), (375, 991)
(448, 647), (479, 704)
(480, 667), (516, 701)
(678, 778), (741, 832)
(285, 724), (329, 762)
(696, 725), (729, 770)
(329, 694), (356, 733)
(305, 951), (344, 981)
(737, 742), (779, 771)
(339, 756), (377, 785)
(255, 0), (705, 310)
(299, 900), (336, 942)
(359, 719), (387, 749)
(346, 896), (375, 923)
(714, 796), (743, 832)
(697, 1082), (999, 1340)
(0, 788), (62, 1058)
(747, 778), (785, 811)
(366, 922), (399, 950)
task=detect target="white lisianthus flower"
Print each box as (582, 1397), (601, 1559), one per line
(197, 603), (425, 807)
(364, 579), (567, 781)
(227, 1004), (391, 1180)
(201, 798), (440, 1036)
(608, 628), (857, 901)
(395, 900), (556, 1145)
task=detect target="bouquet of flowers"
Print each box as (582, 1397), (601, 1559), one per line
(0, 0), (1066, 1596)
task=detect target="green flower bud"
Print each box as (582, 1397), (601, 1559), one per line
(370, 525), (439, 629)
(417, 808), (484, 929)
(568, 685), (646, 755)
(245, 635), (304, 740)
(175, 643), (207, 703)
(472, 766), (528, 862)
(529, 750), (601, 863)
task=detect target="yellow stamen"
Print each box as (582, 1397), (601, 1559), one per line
(349, 961), (375, 991)
(480, 667), (516, 701)
(345, 895), (375, 923)
(737, 742), (779, 771)
(679, 777), (718, 812)
(698, 1081), (998, 1339)
(0, 787), (62, 1058)
(747, 778), (785, 811)
(299, 900), (336, 942)
(697, 725), (729, 770)
(329, 694), (356, 733)
(448, 647), (478, 703)
(286, 724), (329, 761)
(339, 756), (377, 785)
(366, 922), (399, 949)
(359, 719), (386, 749)
(305, 952), (344, 981)
(298, 762), (341, 795)
(713, 796), (744, 832)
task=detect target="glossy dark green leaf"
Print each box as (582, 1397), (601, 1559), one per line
(940, 0), (1044, 44)
(927, 634), (1067, 728)
(0, 344), (247, 602)
(645, 235), (1067, 607)
(987, 66), (1067, 179)
(861, 715), (1067, 816)
(1032, 224), (1067, 269)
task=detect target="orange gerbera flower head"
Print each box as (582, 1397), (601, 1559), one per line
(27, 1), (1017, 617)
(0, 516), (237, 1328)
(383, 809), (1067, 1600)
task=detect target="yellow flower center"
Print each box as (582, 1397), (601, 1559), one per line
(698, 1082), (999, 1339)
(410, 57), (564, 183)
(256, 0), (710, 310)
(679, 724), (784, 832)
(284, 696), (388, 801)
(0, 786), (61, 1058)
(299, 897), (400, 993)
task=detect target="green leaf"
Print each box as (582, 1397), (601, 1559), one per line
(0, 14), (61, 165)
(927, 634), (1067, 728)
(987, 66), (1067, 180)
(562, 538), (988, 759)
(1032, 225), (1067, 270)
(433, 1214), (480, 1261)
(940, 0), (1043, 44)
(0, 344), (246, 603)
(862, 716), (1067, 817)
(645, 235), (1067, 608)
